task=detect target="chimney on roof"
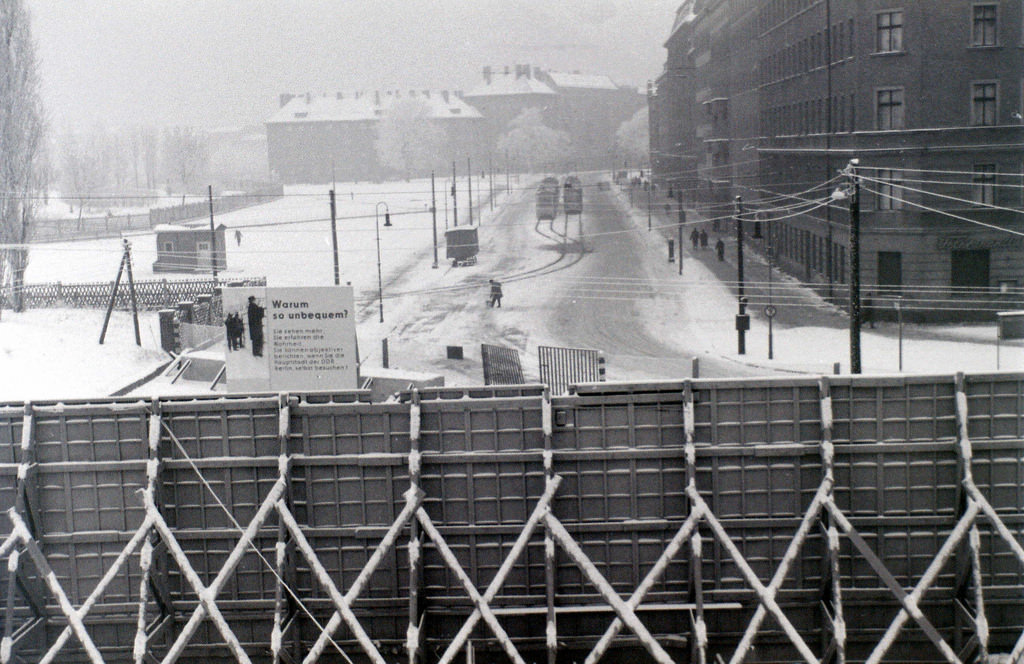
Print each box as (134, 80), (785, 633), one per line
(375, 90), (380, 105)
(534, 66), (543, 80)
(336, 91), (343, 100)
(442, 90), (449, 103)
(279, 93), (295, 108)
(483, 66), (492, 85)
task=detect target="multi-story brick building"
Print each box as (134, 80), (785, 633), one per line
(652, 0), (1024, 319)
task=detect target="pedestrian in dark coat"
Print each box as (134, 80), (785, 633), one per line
(690, 228), (700, 250)
(699, 229), (708, 249)
(862, 292), (875, 329)
(715, 238), (725, 261)
(247, 296), (265, 357)
(488, 279), (503, 308)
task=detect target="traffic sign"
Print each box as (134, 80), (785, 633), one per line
(764, 305), (777, 318)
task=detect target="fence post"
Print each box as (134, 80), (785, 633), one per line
(176, 301), (194, 325)
(158, 310), (177, 354)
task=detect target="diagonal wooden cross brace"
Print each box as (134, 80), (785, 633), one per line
(544, 513), (677, 664)
(728, 480), (833, 664)
(436, 475), (563, 664)
(5, 510), (107, 664)
(148, 474), (289, 664)
(584, 505), (704, 664)
(416, 508), (530, 664)
(38, 514), (156, 664)
(685, 485), (820, 664)
(287, 486), (426, 664)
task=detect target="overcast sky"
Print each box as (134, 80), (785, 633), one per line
(26, 0), (678, 131)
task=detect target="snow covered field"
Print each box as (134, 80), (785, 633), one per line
(3, 174), (1021, 401)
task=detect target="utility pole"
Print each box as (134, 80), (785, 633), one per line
(468, 157), (474, 226)
(767, 214), (775, 360)
(647, 179), (652, 231)
(208, 185), (218, 283)
(736, 196), (749, 355)
(677, 200), (685, 276)
(848, 161), (862, 373)
(452, 161), (458, 227)
(430, 172), (439, 269)
(489, 156), (494, 211)
(505, 148), (510, 194)
(330, 189), (340, 285)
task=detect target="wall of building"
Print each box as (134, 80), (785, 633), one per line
(657, 0), (1024, 319)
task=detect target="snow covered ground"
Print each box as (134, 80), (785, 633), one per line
(3, 174), (1021, 401)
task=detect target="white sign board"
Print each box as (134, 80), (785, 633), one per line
(223, 286), (357, 392)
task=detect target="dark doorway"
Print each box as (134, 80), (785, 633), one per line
(878, 251), (903, 293)
(951, 249), (990, 288)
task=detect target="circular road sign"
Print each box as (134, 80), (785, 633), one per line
(764, 305), (777, 318)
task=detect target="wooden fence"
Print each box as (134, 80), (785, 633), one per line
(2, 277), (266, 311)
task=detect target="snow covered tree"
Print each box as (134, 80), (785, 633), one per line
(0, 0), (47, 316)
(496, 108), (571, 173)
(615, 108), (650, 169)
(374, 98), (448, 179)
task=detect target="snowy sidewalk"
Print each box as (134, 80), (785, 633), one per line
(615, 184), (1022, 375)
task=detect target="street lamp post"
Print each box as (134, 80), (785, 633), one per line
(375, 201), (390, 323)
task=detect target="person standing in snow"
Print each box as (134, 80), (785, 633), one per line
(699, 228), (708, 249)
(690, 228), (700, 250)
(716, 238), (725, 261)
(247, 296), (265, 357)
(235, 229), (242, 246)
(488, 279), (503, 308)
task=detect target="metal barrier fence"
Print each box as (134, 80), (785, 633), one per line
(538, 345), (604, 395)
(0, 373), (1021, 663)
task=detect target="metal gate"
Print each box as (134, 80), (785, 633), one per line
(0, 372), (1021, 663)
(538, 345), (604, 395)
(480, 343), (524, 385)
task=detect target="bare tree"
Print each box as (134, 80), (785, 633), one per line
(615, 108), (650, 169)
(374, 98), (448, 179)
(496, 108), (572, 173)
(0, 0), (47, 316)
(162, 126), (209, 193)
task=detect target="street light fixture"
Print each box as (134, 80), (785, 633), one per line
(375, 201), (390, 323)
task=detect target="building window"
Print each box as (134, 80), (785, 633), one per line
(875, 169), (904, 209)
(876, 11), (904, 52)
(972, 4), (998, 46)
(951, 249), (990, 287)
(876, 88), (904, 129)
(973, 164), (996, 205)
(971, 81), (998, 125)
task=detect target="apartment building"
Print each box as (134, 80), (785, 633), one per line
(652, 0), (1024, 318)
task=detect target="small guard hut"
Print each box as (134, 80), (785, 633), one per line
(153, 224), (227, 273)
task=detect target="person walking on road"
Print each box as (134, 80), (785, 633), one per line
(715, 238), (725, 262)
(699, 228), (708, 249)
(690, 228), (700, 250)
(488, 279), (503, 308)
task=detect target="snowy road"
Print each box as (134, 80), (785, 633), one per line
(377, 173), (766, 382)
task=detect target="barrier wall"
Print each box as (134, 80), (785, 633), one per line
(0, 373), (1021, 663)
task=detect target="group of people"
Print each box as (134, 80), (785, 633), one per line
(224, 295), (265, 357)
(224, 313), (246, 351)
